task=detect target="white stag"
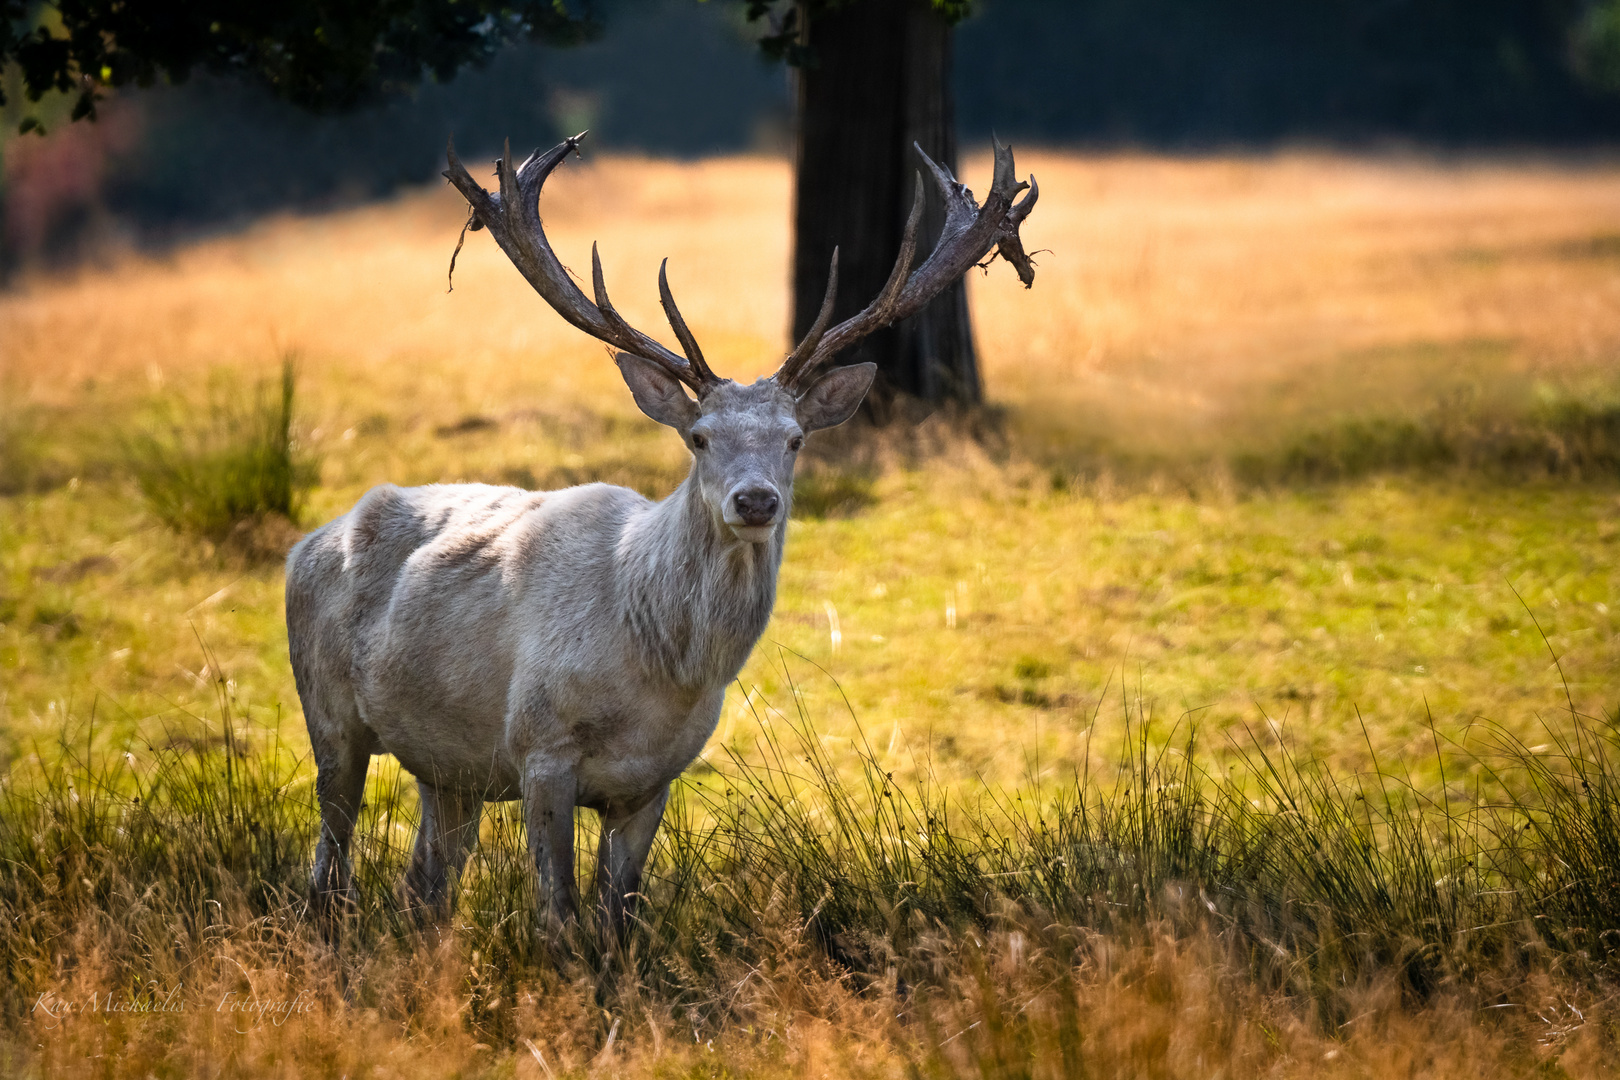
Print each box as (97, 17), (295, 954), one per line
(285, 133), (1038, 939)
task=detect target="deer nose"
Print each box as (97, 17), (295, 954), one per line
(732, 488), (780, 527)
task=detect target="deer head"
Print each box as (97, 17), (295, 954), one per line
(443, 132), (1038, 542)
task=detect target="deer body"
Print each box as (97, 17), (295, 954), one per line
(290, 474), (776, 800)
(288, 475), (778, 927)
(288, 132), (1038, 940)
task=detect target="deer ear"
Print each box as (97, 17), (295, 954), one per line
(616, 353), (700, 430)
(796, 363), (876, 432)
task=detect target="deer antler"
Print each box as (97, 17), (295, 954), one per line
(443, 133), (722, 395)
(775, 139), (1039, 393)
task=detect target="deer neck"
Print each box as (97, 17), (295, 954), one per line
(619, 472), (784, 689)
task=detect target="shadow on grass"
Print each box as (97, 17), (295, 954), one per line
(1019, 384), (1620, 494)
(1233, 394), (1620, 486)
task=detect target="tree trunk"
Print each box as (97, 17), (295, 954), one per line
(791, 0), (979, 419)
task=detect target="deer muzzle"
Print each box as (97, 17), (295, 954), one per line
(725, 485), (782, 542)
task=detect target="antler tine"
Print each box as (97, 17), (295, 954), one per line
(868, 174), (924, 325)
(984, 135), (1038, 288)
(593, 245), (702, 391)
(498, 137), (520, 220)
(916, 143), (975, 228)
(658, 259), (720, 387)
(776, 247), (840, 388)
(995, 173), (1040, 288)
(443, 133), (723, 396)
(777, 143), (1039, 392)
(1011, 173), (1039, 225)
(589, 242), (632, 337)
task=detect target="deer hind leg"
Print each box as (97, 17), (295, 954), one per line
(595, 784), (670, 947)
(309, 723), (373, 936)
(403, 783), (484, 917)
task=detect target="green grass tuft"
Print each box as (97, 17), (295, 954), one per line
(128, 360), (320, 547)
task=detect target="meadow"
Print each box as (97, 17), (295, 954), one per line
(3, 148), (1620, 1076)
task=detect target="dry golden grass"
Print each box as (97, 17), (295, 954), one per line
(972, 152), (1620, 453)
(8, 148), (1620, 427)
(2, 154), (791, 415)
(16, 918), (1617, 1080)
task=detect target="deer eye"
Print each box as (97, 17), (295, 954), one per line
(788, 436), (804, 452)
(691, 432), (708, 450)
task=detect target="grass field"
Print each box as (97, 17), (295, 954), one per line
(4, 149), (1618, 784)
(3, 148), (1620, 1075)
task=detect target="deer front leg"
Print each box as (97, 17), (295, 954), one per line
(520, 756), (581, 936)
(595, 784), (670, 947)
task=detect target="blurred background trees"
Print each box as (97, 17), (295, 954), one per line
(6, 0), (1620, 408)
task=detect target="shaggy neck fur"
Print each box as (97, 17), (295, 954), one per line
(617, 471), (784, 689)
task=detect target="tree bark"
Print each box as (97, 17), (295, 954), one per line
(791, 0), (979, 419)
